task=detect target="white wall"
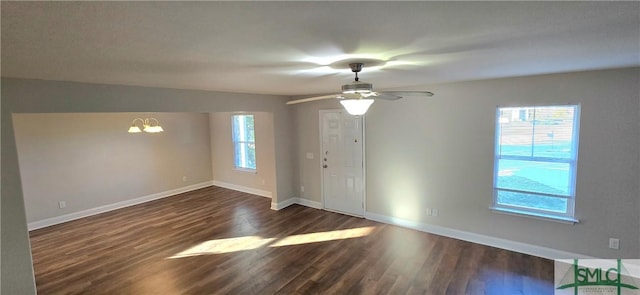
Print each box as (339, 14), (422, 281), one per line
(1, 78), (295, 294)
(209, 112), (276, 196)
(13, 112), (212, 224)
(294, 67), (640, 259)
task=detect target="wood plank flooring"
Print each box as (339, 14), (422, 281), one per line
(30, 186), (554, 294)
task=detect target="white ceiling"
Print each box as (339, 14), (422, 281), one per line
(1, 2), (638, 96)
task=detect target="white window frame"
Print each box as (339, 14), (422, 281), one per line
(491, 104), (580, 223)
(231, 114), (257, 172)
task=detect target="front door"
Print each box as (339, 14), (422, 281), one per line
(320, 110), (364, 217)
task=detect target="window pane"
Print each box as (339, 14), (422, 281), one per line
(245, 115), (255, 141)
(232, 116), (242, 141)
(232, 115), (255, 142)
(497, 107), (534, 157)
(232, 114), (256, 170)
(497, 190), (568, 213)
(494, 105), (579, 218)
(497, 106), (576, 159)
(245, 142), (256, 169)
(234, 142), (256, 170)
(234, 141), (243, 167)
(496, 159), (570, 196)
(532, 106), (575, 159)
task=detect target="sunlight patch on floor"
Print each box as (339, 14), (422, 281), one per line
(269, 226), (375, 247)
(169, 236), (276, 258)
(167, 226), (376, 259)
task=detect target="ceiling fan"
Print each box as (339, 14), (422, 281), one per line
(286, 62), (434, 115)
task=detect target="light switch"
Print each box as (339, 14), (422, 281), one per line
(306, 152), (314, 159)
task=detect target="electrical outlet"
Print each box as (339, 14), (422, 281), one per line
(300, 186), (305, 193)
(609, 238), (620, 250)
(58, 201), (66, 209)
(182, 176), (188, 182)
(426, 208), (432, 216)
(432, 208), (439, 217)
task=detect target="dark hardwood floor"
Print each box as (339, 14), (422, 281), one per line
(30, 186), (554, 294)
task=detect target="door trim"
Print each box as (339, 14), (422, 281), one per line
(318, 109), (366, 217)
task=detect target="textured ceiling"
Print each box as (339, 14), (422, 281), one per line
(1, 2), (639, 96)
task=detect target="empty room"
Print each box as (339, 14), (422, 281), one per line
(1, 2), (639, 294)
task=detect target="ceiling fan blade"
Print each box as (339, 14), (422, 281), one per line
(370, 92), (403, 101)
(341, 93), (362, 99)
(286, 94), (341, 105)
(379, 91), (434, 97)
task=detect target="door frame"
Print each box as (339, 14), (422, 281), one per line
(318, 109), (367, 217)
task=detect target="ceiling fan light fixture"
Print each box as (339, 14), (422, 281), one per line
(285, 62), (434, 111)
(341, 81), (373, 94)
(340, 99), (374, 116)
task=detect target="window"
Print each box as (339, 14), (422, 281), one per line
(492, 105), (580, 221)
(232, 114), (256, 171)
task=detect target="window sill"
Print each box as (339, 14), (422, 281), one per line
(234, 167), (257, 174)
(490, 206), (579, 224)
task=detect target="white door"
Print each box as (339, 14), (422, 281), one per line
(321, 110), (364, 217)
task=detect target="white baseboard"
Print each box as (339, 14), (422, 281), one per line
(295, 198), (322, 209)
(252, 196), (592, 259)
(270, 197), (322, 211)
(212, 180), (272, 198)
(271, 198), (297, 210)
(28, 181), (214, 231)
(364, 211), (593, 260)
